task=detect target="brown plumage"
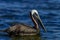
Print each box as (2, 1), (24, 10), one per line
(0, 10), (46, 36)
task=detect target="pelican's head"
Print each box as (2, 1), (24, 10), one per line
(30, 9), (47, 32)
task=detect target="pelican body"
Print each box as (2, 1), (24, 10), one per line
(0, 10), (46, 36)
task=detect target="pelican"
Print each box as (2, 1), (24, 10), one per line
(0, 10), (46, 36)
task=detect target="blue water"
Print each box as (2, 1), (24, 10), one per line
(0, 0), (60, 40)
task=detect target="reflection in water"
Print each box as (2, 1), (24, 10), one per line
(11, 35), (41, 40)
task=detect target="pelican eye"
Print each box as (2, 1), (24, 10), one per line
(33, 12), (38, 16)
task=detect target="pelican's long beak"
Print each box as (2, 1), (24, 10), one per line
(35, 15), (47, 32)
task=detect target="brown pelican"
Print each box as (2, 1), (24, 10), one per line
(0, 10), (46, 36)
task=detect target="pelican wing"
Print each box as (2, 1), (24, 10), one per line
(9, 23), (37, 33)
(19, 24), (37, 33)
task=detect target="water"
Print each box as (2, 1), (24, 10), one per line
(0, 0), (60, 40)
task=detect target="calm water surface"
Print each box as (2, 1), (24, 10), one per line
(0, 0), (60, 40)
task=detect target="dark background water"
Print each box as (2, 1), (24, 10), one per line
(0, 0), (60, 40)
